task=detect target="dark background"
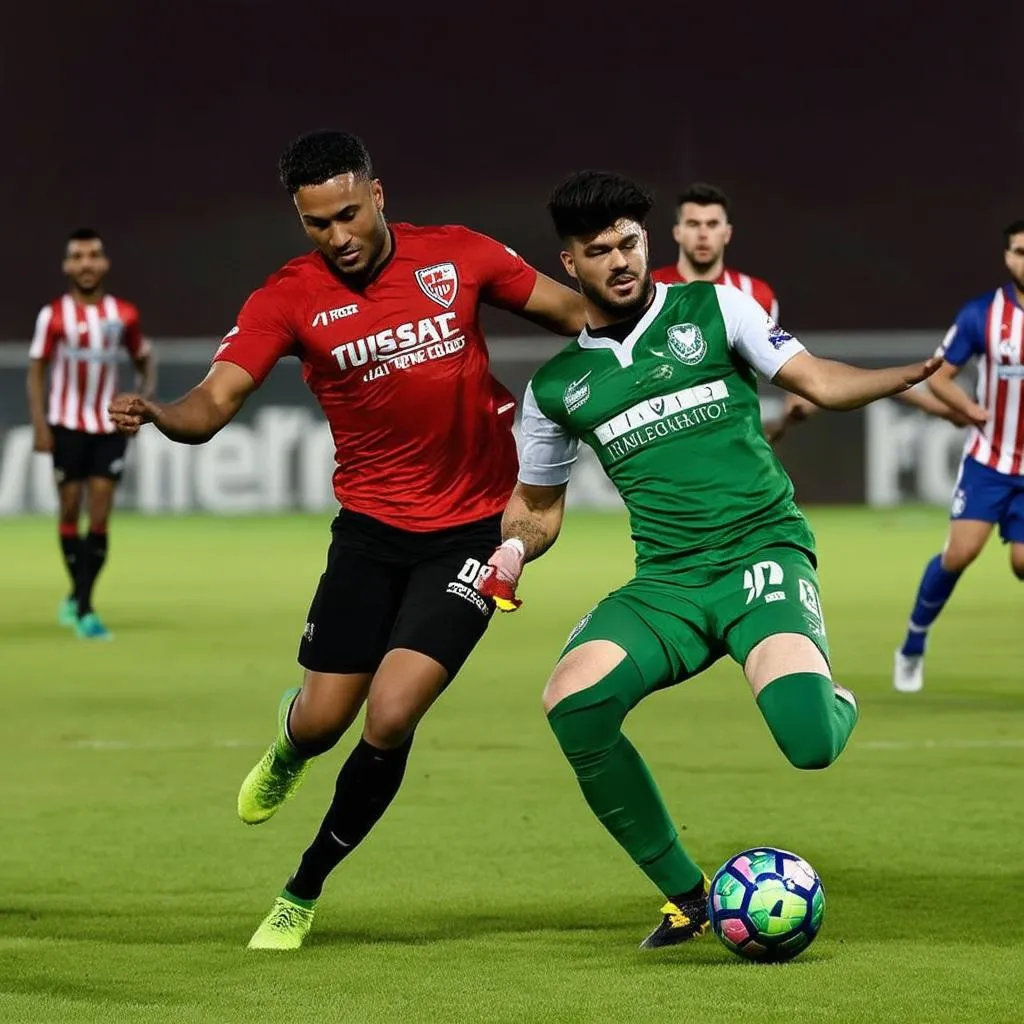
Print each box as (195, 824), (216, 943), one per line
(3, 1), (1019, 339)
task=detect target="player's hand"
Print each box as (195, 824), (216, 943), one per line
(32, 425), (53, 454)
(109, 393), (159, 435)
(475, 540), (525, 612)
(942, 406), (976, 428)
(33, 424), (54, 453)
(764, 394), (818, 444)
(958, 401), (989, 430)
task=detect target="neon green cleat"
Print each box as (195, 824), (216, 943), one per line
(58, 597), (78, 627)
(75, 612), (113, 640)
(237, 687), (311, 824)
(247, 895), (316, 950)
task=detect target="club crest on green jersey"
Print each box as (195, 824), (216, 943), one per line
(667, 323), (707, 365)
(563, 370), (592, 413)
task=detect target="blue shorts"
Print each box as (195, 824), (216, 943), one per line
(950, 456), (1024, 543)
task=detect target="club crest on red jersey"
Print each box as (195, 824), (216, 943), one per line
(415, 263), (459, 309)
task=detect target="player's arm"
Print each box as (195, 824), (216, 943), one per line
(896, 383), (973, 426)
(465, 228), (586, 335)
(475, 382), (579, 611)
(763, 393), (819, 444)
(515, 273), (587, 335)
(123, 309), (157, 399)
(26, 306), (57, 452)
(109, 361), (257, 443)
(719, 285), (940, 411)
(924, 361), (987, 428)
(775, 352), (942, 410)
(110, 285), (295, 443)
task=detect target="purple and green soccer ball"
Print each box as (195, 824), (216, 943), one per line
(708, 848), (825, 962)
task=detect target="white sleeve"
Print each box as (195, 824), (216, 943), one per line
(28, 305), (53, 360)
(716, 284), (805, 380)
(517, 382), (580, 486)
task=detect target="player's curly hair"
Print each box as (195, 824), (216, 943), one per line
(278, 132), (374, 194)
(676, 182), (730, 216)
(547, 171), (654, 240)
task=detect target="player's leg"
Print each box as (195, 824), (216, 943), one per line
(238, 518), (405, 827)
(278, 521), (501, 912)
(544, 592), (715, 948)
(72, 476), (118, 639)
(720, 547), (858, 770)
(1001, 479), (1024, 581)
(895, 457), (1002, 691)
(51, 426), (85, 626)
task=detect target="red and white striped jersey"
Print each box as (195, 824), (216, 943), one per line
(651, 264), (779, 321)
(29, 294), (149, 435)
(941, 284), (1024, 474)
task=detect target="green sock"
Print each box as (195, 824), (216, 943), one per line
(547, 659), (704, 898)
(755, 672), (858, 770)
(280, 888), (317, 909)
(274, 687), (305, 765)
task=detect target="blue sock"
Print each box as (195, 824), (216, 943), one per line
(901, 554), (961, 656)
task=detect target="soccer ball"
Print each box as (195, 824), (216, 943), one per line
(708, 847), (825, 962)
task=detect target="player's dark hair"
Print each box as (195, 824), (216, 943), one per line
(1003, 219), (1024, 248)
(676, 182), (730, 217)
(547, 171), (654, 240)
(67, 227), (101, 242)
(278, 131), (374, 194)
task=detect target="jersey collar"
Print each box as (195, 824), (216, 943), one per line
(577, 282), (668, 368)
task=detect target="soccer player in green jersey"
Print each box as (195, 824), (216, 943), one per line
(475, 171), (941, 949)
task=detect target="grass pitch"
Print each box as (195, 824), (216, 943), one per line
(1, 508), (1022, 1023)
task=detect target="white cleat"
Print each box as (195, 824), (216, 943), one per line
(893, 650), (924, 693)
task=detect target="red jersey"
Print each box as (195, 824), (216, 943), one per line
(29, 294), (149, 434)
(213, 223), (538, 532)
(651, 264), (779, 321)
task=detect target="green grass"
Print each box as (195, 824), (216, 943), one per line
(1, 508), (1022, 1023)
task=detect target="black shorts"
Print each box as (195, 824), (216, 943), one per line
(51, 426), (128, 484)
(298, 509), (502, 679)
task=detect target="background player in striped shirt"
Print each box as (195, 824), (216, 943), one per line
(27, 228), (155, 640)
(894, 220), (1024, 692)
(651, 182), (779, 319)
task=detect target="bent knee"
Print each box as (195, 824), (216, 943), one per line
(363, 707), (418, 750)
(785, 743), (837, 771)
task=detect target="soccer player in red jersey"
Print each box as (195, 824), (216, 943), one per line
(28, 228), (155, 640)
(651, 183), (779, 319)
(109, 132), (586, 950)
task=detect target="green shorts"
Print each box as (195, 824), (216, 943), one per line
(562, 545), (828, 695)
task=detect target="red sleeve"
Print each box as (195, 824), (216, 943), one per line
(212, 284), (297, 385)
(459, 228), (538, 310)
(28, 304), (59, 361)
(120, 303), (151, 357)
(752, 279), (779, 322)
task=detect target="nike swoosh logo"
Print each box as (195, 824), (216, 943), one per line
(329, 832), (351, 848)
(569, 370), (593, 389)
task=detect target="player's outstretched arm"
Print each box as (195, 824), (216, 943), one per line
(924, 360), (988, 428)
(774, 351), (943, 411)
(109, 362), (257, 444)
(516, 274), (588, 336)
(896, 382), (973, 426)
(475, 482), (568, 612)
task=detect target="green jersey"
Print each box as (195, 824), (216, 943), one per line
(519, 281), (815, 582)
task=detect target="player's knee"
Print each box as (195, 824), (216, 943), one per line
(941, 546), (978, 573)
(363, 707), (418, 750)
(782, 735), (837, 772)
(547, 691), (626, 774)
(1010, 548), (1024, 580)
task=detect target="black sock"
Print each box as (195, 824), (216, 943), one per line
(670, 878), (707, 906)
(59, 531), (83, 599)
(74, 530), (108, 616)
(286, 736), (414, 901)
